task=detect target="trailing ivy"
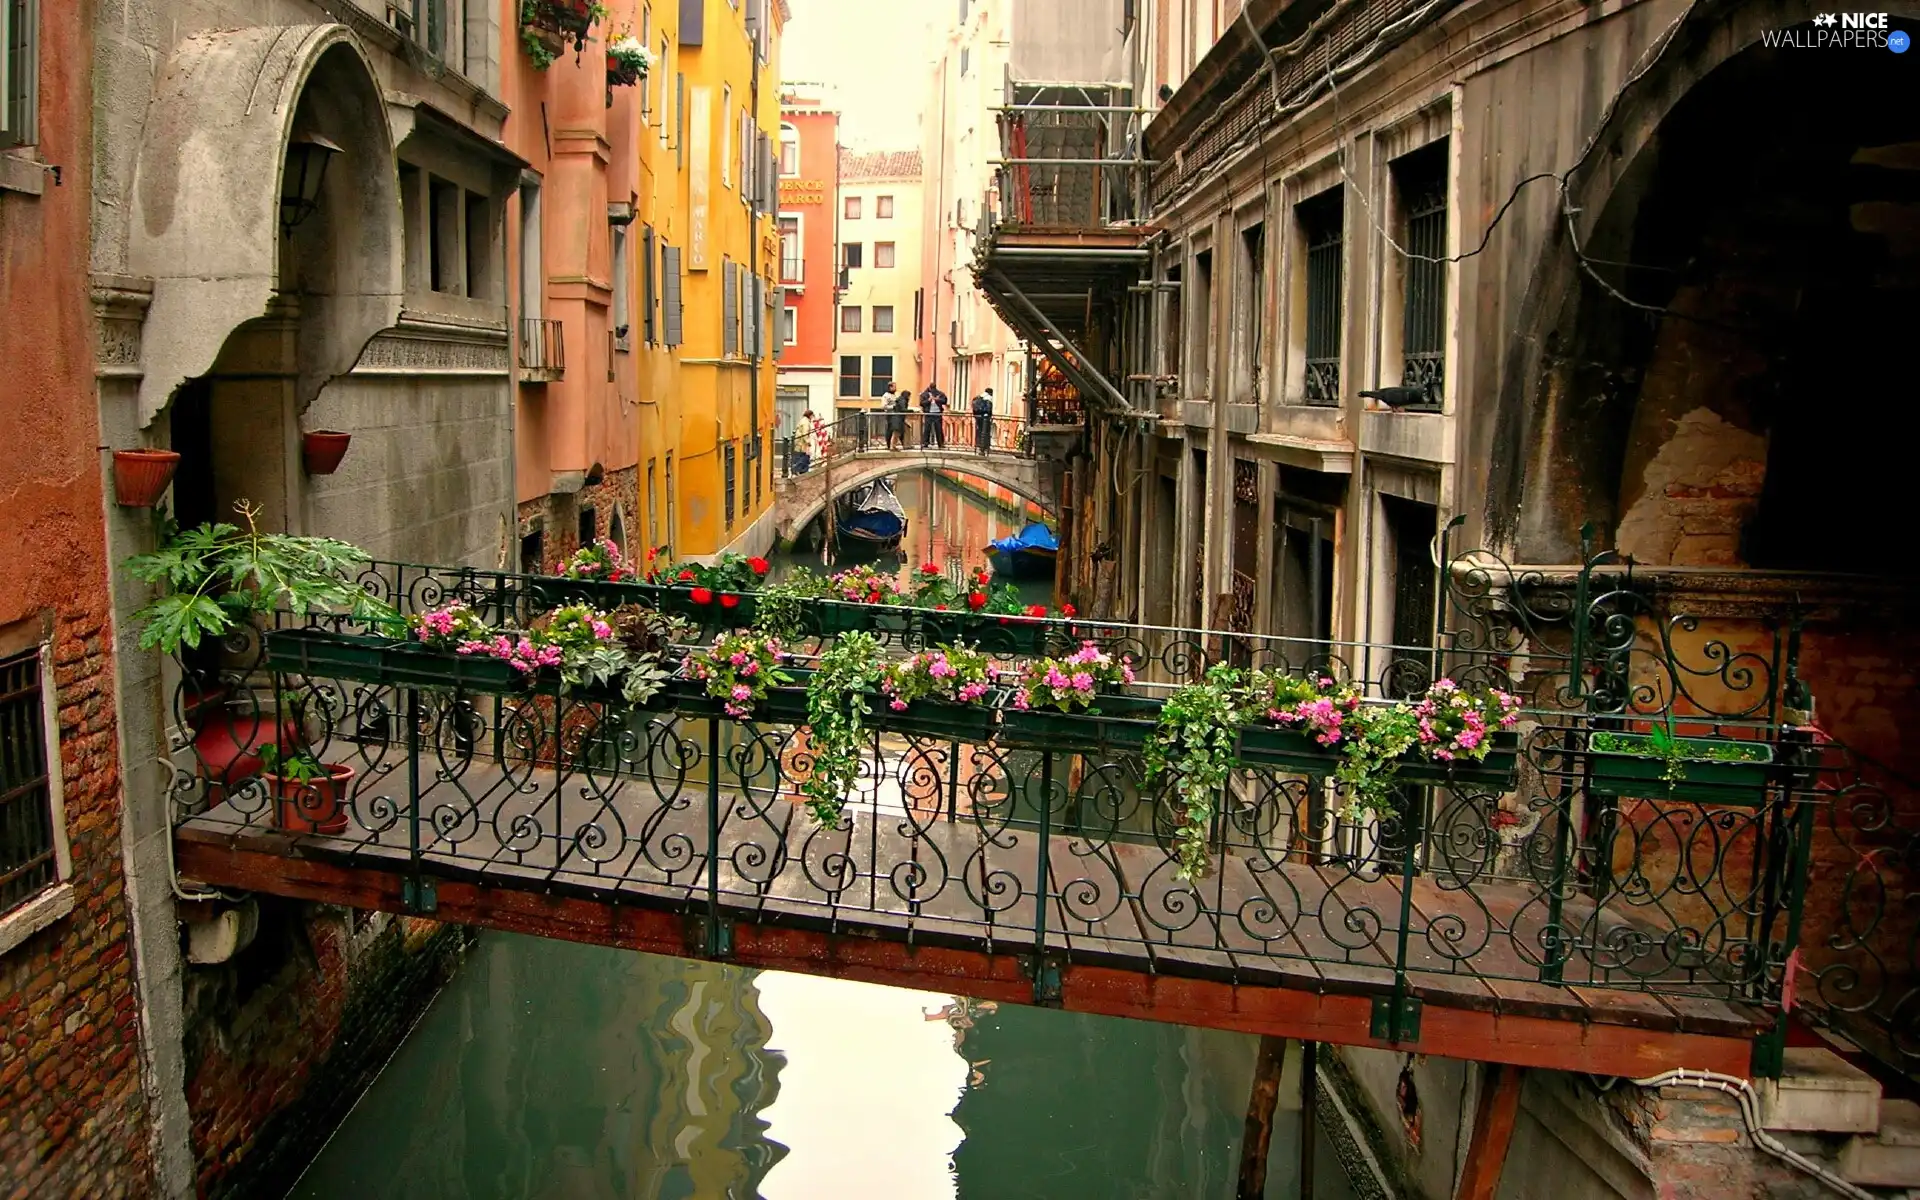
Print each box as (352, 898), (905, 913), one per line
(1143, 664), (1251, 882)
(800, 631), (884, 828)
(753, 568), (828, 641)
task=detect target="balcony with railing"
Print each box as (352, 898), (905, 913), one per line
(152, 529), (1912, 1078)
(518, 317), (565, 383)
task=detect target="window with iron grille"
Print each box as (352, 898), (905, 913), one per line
(723, 442), (737, 528)
(1298, 188), (1344, 406)
(1395, 141), (1448, 403)
(1, 647), (57, 916)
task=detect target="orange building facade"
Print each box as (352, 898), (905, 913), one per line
(775, 87), (840, 435)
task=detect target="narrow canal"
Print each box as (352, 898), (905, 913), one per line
(291, 472), (1357, 1199)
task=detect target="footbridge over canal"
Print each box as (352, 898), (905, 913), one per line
(771, 413), (1063, 545)
(160, 548), (1869, 1092)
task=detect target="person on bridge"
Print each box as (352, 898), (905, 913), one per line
(972, 388), (995, 454)
(920, 387), (946, 449)
(886, 390), (910, 450)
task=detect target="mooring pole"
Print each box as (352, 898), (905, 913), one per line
(1236, 1034), (1289, 1199)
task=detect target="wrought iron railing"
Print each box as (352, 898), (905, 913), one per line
(776, 412), (1036, 479)
(157, 531), (1911, 1066)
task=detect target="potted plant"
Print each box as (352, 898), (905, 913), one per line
(1396, 678), (1523, 786)
(800, 632), (885, 827)
(258, 742), (354, 835)
(753, 568), (830, 640)
(998, 641), (1150, 752)
(301, 430), (353, 475)
(1143, 663), (1251, 881)
(606, 33), (651, 86)
(1588, 723), (1774, 805)
(1238, 670), (1362, 773)
(877, 644), (998, 741)
(684, 632), (796, 720)
(113, 449), (182, 508)
(520, 0), (607, 67)
(122, 501), (399, 655)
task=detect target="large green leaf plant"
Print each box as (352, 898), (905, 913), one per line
(124, 501), (398, 655)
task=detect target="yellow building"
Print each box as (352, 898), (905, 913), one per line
(629, 0), (788, 562)
(834, 150), (925, 419)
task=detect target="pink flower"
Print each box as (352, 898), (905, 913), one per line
(1071, 672), (1094, 692)
(742, 661), (758, 677)
(732, 684), (753, 702)
(890, 699), (908, 711)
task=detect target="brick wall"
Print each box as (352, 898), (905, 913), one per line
(0, 610), (153, 1199)
(1631, 1082), (1842, 1200)
(181, 907), (471, 1197)
(517, 466), (644, 573)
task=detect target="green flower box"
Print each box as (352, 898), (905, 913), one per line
(265, 628), (522, 692)
(996, 693), (1164, 754)
(1397, 729), (1521, 790)
(1236, 724), (1338, 774)
(671, 667), (813, 726)
(872, 697), (999, 742)
(1237, 723), (1520, 790)
(917, 611), (1050, 655)
(1588, 731), (1774, 805)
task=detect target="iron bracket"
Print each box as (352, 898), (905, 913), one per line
(1371, 993), (1423, 1044)
(402, 876), (438, 914)
(1020, 954), (1065, 1006)
(687, 914), (734, 960)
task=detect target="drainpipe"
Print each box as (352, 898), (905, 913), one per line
(750, 21), (763, 554)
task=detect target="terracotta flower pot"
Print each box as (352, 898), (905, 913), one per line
(302, 430), (353, 475)
(112, 449), (181, 507)
(266, 763), (355, 836)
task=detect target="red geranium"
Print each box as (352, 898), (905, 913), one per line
(1062, 603), (1078, 618)
(720, 593), (740, 609)
(690, 587), (714, 604)
(868, 589), (882, 604)
(967, 591), (987, 610)
(934, 603), (949, 611)
(678, 568), (696, 582)
(920, 561), (941, 575)
(747, 557), (771, 576)
(1024, 604), (1046, 618)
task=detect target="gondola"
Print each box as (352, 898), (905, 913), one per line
(986, 522), (1058, 581)
(834, 478), (908, 555)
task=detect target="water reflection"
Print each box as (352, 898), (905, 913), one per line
(792, 469), (1054, 604)
(293, 935), (1352, 1199)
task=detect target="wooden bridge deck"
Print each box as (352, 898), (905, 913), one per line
(174, 761), (1766, 1079)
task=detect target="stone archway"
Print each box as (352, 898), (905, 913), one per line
(1484, 1), (1920, 564)
(131, 25), (403, 538)
(129, 25), (402, 430)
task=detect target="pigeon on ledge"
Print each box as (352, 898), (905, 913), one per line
(1359, 386), (1436, 408)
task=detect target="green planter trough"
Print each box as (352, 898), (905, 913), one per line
(265, 628), (522, 693)
(1588, 731), (1774, 806)
(873, 697), (999, 742)
(997, 693), (1164, 754)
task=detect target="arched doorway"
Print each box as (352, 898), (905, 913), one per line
(1496, 16), (1919, 573)
(134, 28), (401, 537)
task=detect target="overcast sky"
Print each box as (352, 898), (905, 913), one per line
(781, 0), (936, 151)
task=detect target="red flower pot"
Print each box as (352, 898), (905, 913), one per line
(193, 711), (300, 803)
(112, 449), (180, 507)
(267, 763), (355, 836)
(302, 430), (353, 475)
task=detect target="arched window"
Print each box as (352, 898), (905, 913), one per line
(608, 505), (627, 554)
(779, 124), (800, 177)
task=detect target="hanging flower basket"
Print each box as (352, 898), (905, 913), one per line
(520, 0), (606, 68)
(112, 449), (181, 507)
(302, 430), (352, 475)
(606, 36), (651, 87)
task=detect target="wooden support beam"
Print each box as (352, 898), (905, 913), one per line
(172, 835), (1762, 1080)
(1237, 1034), (1289, 1199)
(1454, 1063), (1525, 1200)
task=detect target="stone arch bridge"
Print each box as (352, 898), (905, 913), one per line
(773, 419), (1059, 544)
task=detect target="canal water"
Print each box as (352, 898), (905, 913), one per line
(291, 472), (1357, 1199)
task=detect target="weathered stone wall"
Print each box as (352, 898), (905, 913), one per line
(180, 910), (471, 1197)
